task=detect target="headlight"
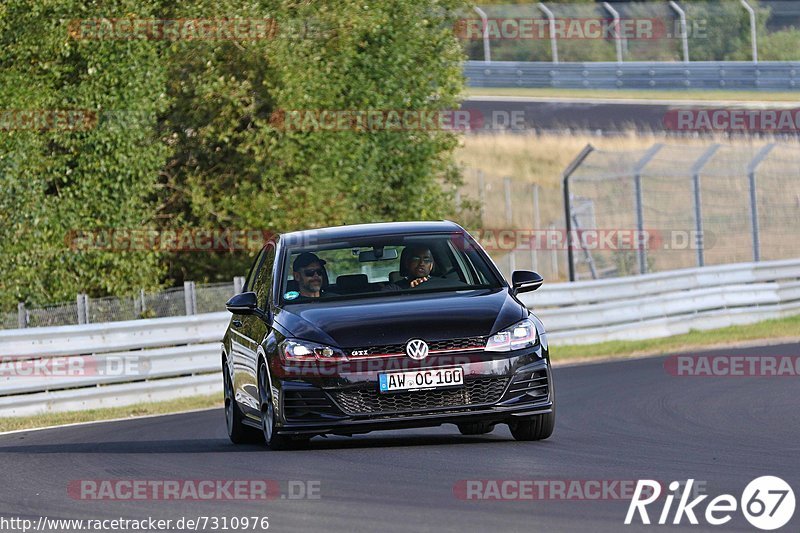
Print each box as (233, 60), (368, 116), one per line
(281, 339), (347, 361)
(485, 318), (539, 352)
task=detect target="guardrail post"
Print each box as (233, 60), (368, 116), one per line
(537, 3), (559, 64)
(17, 302), (27, 329)
(746, 144), (776, 262)
(562, 144), (595, 282)
(472, 6), (491, 64)
(669, 1), (690, 63)
(233, 276), (245, 294)
(184, 281), (197, 315)
(690, 144), (721, 268)
(632, 144), (664, 275)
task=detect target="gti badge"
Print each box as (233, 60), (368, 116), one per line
(406, 339), (429, 360)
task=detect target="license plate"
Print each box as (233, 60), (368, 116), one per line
(378, 367), (464, 393)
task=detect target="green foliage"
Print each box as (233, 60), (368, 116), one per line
(0, 0), (169, 306)
(1, 0), (470, 306)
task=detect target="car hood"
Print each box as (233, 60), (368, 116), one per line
(274, 288), (525, 348)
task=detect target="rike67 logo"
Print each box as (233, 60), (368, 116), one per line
(625, 477), (795, 530)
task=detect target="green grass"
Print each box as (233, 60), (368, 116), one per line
(464, 87), (800, 102)
(3, 314), (799, 433)
(0, 393), (222, 433)
(552, 313), (800, 362)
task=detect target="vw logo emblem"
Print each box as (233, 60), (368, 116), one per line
(406, 339), (429, 360)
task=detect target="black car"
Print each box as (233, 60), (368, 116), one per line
(222, 221), (554, 449)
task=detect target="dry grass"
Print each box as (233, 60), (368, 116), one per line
(453, 132), (800, 280)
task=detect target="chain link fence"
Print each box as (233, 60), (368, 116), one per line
(7, 280), (243, 331)
(464, 1), (800, 63)
(564, 142), (800, 280)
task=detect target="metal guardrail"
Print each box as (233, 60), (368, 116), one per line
(464, 61), (800, 90)
(1, 258), (798, 417)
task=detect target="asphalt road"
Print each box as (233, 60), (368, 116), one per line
(1, 342), (798, 533)
(462, 96), (798, 135)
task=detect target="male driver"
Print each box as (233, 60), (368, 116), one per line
(292, 252), (327, 298)
(383, 245), (435, 290)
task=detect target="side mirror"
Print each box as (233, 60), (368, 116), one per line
(226, 291), (259, 315)
(226, 292), (272, 323)
(511, 270), (544, 294)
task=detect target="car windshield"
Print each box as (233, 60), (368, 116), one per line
(280, 233), (502, 304)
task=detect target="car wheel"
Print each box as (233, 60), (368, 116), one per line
(224, 362), (262, 444)
(258, 361), (294, 450)
(508, 411), (555, 441)
(457, 421), (495, 435)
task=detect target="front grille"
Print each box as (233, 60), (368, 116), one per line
(347, 336), (487, 357)
(330, 377), (509, 416)
(506, 369), (549, 402)
(283, 389), (344, 422)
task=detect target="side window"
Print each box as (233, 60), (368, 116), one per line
(252, 244), (276, 309)
(243, 246), (268, 293)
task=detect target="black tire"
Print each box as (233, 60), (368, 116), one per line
(457, 421), (495, 435)
(258, 361), (295, 451)
(224, 363), (262, 444)
(508, 411), (555, 441)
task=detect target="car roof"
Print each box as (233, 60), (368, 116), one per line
(280, 221), (464, 246)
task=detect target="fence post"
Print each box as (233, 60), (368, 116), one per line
(76, 294), (89, 325)
(562, 145), (595, 282)
(746, 143), (776, 262)
(473, 6), (491, 64)
(669, 1), (690, 62)
(233, 276), (246, 294)
(690, 144), (721, 268)
(477, 170), (486, 224)
(740, 0), (759, 64)
(17, 302), (27, 329)
(184, 281), (197, 315)
(632, 144), (664, 275)
(537, 3), (559, 64)
(603, 2), (625, 64)
(504, 177), (515, 274)
(531, 183), (540, 272)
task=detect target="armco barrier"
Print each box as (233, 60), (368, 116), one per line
(464, 61), (800, 90)
(1, 259), (798, 417)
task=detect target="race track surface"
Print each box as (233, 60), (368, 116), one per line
(462, 96), (798, 135)
(2, 342), (798, 532)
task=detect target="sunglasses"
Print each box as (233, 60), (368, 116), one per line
(302, 268), (325, 277)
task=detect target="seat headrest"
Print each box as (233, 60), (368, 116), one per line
(336, 274), (369, 292)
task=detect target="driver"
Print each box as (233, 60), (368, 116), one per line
(383, 245), (435, 290)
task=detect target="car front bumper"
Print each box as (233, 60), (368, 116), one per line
(273, 349), (553, 437)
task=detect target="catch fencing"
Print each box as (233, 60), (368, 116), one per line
(563, 142), (800, 281)
(1, 258), (798, 416)
(3, 278), (244, 331)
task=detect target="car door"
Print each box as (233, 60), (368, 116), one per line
(230, 242), (276, 420)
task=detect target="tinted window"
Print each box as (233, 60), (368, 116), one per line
(280, 233), (501, 304)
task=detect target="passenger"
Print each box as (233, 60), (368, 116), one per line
(292, 252), (328, 298)
(384, 245), (435, 290)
